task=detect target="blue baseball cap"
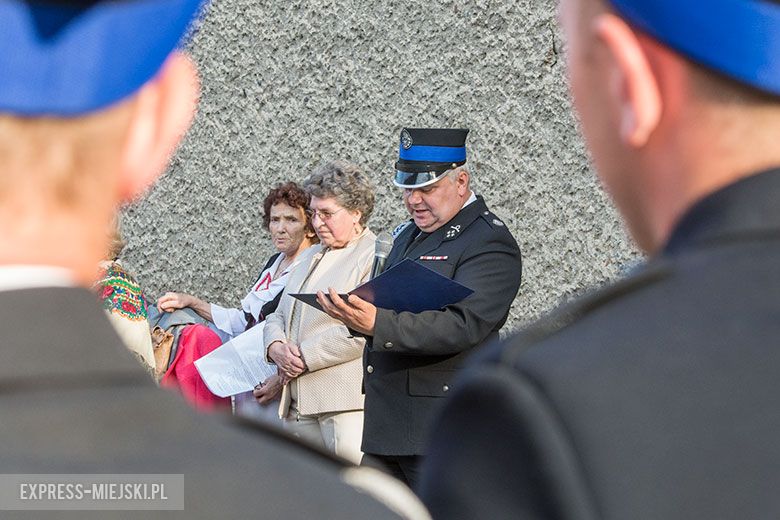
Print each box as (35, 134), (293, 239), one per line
(394, 128), (470, 189)
(609, 0), (780, 96)
(0, 0), (208, 117)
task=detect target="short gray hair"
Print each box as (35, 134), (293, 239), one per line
(445, 165), (469, 182)
(303, 160), (375, 226)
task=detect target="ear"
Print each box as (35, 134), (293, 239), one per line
(456, 169), (470, 195)
(593, 14), (662, 147)
(117, 52), (200, 202)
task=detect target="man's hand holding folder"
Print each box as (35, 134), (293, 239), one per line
(317, 288), (378, 335)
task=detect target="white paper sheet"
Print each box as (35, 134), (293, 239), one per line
(194, 323), (277, 398)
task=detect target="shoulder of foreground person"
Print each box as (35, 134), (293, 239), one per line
(0, 287), (429, 519)
(416, 264), (672, 519)
(421, 241), (780, 519)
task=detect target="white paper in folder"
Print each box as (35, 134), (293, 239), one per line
(194, 323), (277, 398)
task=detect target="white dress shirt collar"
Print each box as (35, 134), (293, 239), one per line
(0, 265), (77, 292)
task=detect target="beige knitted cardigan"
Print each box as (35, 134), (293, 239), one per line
(264, 228), (375, 417)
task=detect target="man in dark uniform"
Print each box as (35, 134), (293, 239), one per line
(0, 2), (427, 518)
(318, 128), (522, 487)
(419, 0), (780, 518)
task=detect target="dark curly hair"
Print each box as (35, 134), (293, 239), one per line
(262, 182), (317, 241)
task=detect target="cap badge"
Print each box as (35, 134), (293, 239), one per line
(401, 129), (413, 150)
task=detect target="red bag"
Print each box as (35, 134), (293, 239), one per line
(160, 324), (230, 412)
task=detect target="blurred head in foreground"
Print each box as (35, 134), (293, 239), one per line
(560, 0), (780, 252)
(0, 0), (206, 284)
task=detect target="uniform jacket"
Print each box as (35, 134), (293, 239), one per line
(265, 229), (375, 417)
(419, 168), (780, 519)
(363, 196), (522, 456)
(0, 286), (419, 519)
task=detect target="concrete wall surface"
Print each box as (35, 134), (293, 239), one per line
(123, 0), (641, 331)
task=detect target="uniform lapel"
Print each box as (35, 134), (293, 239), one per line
(405, 230), (444, 260)
(386, 224), (416, 267)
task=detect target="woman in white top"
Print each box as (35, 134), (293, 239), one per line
(157, 182), (317, 414)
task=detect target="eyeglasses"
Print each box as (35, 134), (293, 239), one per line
(306, 207), (345, 222)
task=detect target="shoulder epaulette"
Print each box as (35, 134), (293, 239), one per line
(478, 209), (509, 230)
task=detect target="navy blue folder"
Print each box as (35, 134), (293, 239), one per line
(290, 258), (474, 313)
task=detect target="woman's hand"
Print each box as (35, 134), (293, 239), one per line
(156, 292), (213, 322)
(268, 340), (307, 379)
(252, 375), (283, 405)
(157, 292), (195, 312)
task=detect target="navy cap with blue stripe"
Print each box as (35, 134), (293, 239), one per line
(609, 0), (780, 96)
(0, 0), (208, 117)
(394, 128), (469, 188)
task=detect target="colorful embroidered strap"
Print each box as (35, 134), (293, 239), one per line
(95, 263), (149, 322)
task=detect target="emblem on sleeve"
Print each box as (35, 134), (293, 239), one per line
(392, 221), (412, 239)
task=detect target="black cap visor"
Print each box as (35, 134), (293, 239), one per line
(393, 160), (465, 188)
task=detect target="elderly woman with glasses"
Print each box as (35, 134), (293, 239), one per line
(261, 160), (375, 464)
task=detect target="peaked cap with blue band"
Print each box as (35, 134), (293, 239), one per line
(394, 128), (470, 188)
(608, 0), (780, 96)
(0, 0), (207, 117)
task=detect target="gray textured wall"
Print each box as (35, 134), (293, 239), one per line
(123, 0), (641, 331)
